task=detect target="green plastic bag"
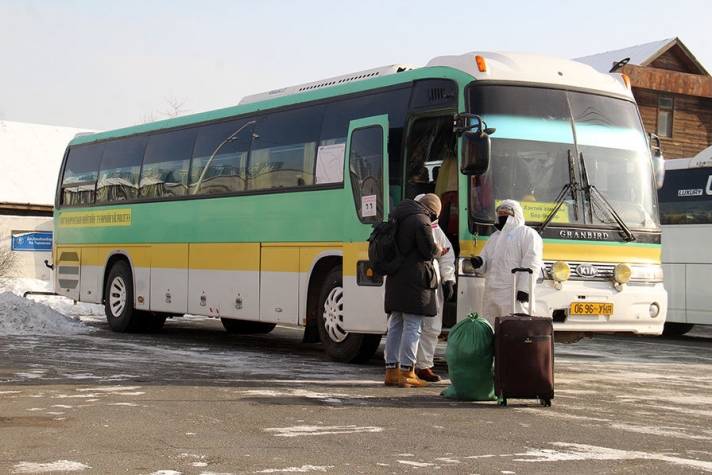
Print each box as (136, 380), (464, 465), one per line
(441, 313), (496, 401)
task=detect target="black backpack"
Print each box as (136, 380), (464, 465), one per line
(367, 217), (403, 276)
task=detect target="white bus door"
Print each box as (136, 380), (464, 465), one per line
(342, 115), (390, 333)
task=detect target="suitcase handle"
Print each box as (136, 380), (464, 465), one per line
(511, 267), (535, 315)
(511, 267), (533, 275)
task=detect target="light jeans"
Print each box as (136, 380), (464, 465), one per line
(384, 311), (425, 369)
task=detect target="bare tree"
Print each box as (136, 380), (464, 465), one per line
(0, 246), (18, 281)
(139, 94), (190, 124)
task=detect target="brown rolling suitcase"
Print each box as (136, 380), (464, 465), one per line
(494, 267), (554, 407)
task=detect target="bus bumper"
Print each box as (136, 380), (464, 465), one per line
(456, 275), (667, 336)
(538, 280), (667, 336)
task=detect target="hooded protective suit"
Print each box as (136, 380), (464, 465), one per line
(477, 199), (543, 324)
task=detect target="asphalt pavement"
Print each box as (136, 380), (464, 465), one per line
(2, 317), (712, 474)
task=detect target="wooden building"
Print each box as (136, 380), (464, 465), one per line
(576, 38), (712, 160)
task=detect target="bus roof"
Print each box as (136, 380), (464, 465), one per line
(238, 64), (418, 105)
(240, 51), (633, 107)
(68, 51), (633, 147)
(665, 146), (712, 170)
(428, 51), (631, 97)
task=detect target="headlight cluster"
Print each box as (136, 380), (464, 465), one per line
(548, 261), (663, 285)
(627, 264), (664, 283)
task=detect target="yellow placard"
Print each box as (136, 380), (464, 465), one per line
(59, 209), (132, 228)
(520, 201), (569, 223)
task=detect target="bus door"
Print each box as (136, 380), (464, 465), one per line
(342, 115), (390, 333)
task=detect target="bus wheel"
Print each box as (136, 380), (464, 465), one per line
(104, 261), (142, 333)
(316, 266), (382, 364)
(221, 318), (276, 334)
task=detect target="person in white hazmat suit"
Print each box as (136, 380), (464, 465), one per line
(470, 199), (543, 325)
(414, 193), (456, 382)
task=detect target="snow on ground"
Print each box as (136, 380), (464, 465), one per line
(0, 278), (103, 336)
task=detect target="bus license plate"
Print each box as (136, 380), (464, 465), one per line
(569, 302), (614, 316)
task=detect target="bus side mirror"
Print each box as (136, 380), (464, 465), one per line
(652, 154), (665, 190)
(460, 130), (492, 176)
(648, 133), (665, 189)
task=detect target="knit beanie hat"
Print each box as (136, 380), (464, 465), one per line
(416, 193), (442, 216)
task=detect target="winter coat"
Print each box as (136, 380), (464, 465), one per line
(384, 199), (441, 316)
(479, 199), (543, 316)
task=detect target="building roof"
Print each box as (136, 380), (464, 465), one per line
(0, 121), (97, 207)
(574, 37), (709, 76)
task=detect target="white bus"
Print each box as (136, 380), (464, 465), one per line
(659, 146), (712, 334)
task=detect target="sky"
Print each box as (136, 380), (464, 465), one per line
(1, 0), (711, 132)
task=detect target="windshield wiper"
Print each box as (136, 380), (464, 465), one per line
(538, 150), (579, 235)
(579, 152), (636, 242)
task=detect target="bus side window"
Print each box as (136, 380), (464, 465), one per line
(61, 143), (104, 206)
(96, 136), (146, 203)
(190, 118), (253, 195)
(141, 129), (197, 199)
(247, 105), (324, 191)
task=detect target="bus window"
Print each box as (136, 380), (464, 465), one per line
(140, 128), (197, 198)
(190, 118), (254, 195)
(96, 136), (146, 203)
(319, 89), (410, 147)
(349, 125), (385, 223)
(319, 89), (410, 196)
(659, 166), (712, 224)
(61, 143), (104, 205)
(404, 116), (456, 200)
(248, 105), (325, 190)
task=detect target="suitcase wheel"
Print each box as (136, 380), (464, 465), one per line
(497, 397), (507, 407)
(539, 398), (552, 407)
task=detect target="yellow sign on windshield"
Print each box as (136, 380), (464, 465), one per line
(521, 201), (569, 223)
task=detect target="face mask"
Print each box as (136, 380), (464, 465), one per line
(494, 215), (509, 231)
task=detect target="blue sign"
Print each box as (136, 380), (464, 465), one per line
(11, 232), (53, 252)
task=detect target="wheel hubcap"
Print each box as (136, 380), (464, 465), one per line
(323, 286), (347, 342)
(108, 276), (127, 318)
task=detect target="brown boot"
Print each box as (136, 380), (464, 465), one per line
(416, 367), (442, 382)
(398, 368), (428, 388)
(385, 367), (400, 386)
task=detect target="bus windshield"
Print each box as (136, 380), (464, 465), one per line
(468, 85), (659, 230)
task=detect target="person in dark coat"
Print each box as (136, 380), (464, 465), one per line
(384, 198), (443, 388)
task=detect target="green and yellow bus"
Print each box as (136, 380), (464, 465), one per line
(52, 51), (667, 362)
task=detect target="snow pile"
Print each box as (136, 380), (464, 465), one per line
(0, 278), (103, 336)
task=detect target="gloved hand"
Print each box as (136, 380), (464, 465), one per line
(516, 291), (529, 303)
(443, 281), (455, 301)
(470, 256), (483, 269)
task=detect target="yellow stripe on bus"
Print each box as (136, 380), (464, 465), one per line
(57, 242), (344, 273)
(461, 240), (661, 263)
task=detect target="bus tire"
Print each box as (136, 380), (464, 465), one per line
(316, 265), (381, 364)
(221, 318), (276, 334)
(104, 260), (142, 333)
(662, 322), (694, 336)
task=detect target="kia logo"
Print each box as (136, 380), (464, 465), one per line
(575, 264), (598, 277)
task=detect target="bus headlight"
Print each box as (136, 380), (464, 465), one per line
(550, 261), (570, 282)
(628, 264), (664, 283)
(614, 264), (632, 284)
